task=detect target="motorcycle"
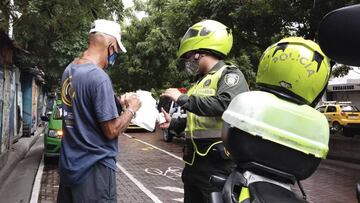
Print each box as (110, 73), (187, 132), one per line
(210, 4), (360, 203)
(209, 91), (328, 203)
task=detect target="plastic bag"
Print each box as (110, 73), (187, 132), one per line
(130, 90), (158, 132)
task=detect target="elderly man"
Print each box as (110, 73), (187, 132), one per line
(57, 19), (141, 203)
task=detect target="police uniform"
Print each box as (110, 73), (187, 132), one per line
(171, 60), (249, 202)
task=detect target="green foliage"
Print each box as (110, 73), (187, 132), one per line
(332, 64), (352, 78)
(3, 0), (360, 91)
(113, 0), (359, 92)
(1, 0), (125, 89)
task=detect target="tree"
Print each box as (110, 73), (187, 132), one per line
(115, 0), (360, 92)
(1, 0), (125, 89)
(2, 0), (359, 91)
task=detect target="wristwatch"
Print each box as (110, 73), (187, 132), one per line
(127, 108), (136, 119)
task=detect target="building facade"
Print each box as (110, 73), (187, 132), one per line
(327, 70), (360, 108)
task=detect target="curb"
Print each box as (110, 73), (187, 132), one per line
(0, 126), (45, 190)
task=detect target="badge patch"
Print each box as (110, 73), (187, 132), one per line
(224, 73), (240, 87)
(204, 79), (211, 87)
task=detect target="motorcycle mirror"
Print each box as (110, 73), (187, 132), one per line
(318, 4), (360, 66)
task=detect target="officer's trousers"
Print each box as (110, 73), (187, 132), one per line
(182, 151), (235, 203)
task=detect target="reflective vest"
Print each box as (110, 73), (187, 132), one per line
(184, 65), (227, 165)
(239, 187), (251, 203)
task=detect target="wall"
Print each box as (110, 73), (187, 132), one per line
(0, 66), (3, 153)
(1, 67), (12, 154)
(21, 73), (33, 136)
(329, 91), (360, 109)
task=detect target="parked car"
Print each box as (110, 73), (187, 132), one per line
(158, 90), (187, 142)
(316, 101), (360, 137)
(126, 123), (150, 132)
(41, 100), (63, 163)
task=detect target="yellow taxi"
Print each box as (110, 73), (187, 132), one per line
(316, 101), (360, 136)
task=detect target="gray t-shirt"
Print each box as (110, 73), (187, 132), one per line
(59, 62), (119, 185)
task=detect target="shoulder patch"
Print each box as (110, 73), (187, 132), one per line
(224, 73), (240, 87)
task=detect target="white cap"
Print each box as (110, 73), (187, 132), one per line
(89, 19), (127, 53)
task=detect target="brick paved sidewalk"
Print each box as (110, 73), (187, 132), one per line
(296, 159), (360, 203)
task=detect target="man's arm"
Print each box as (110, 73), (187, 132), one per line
(177, 67), (249, 116)
(100, 109), (134, 140)
(100, 93), (141, 140)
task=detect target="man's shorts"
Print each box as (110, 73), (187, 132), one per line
(57, 162), (117, 203)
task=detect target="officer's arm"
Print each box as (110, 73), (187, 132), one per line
(177, 68), (249, 116)
(100, 110), (133, 140)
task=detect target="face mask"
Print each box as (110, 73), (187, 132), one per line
(176, 55), (200, 76)
(108, 52), (117, 66)
(184, 59), (199, 76)
(106, 44), (118, 70)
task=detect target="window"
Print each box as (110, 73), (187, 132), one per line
(53, 105), (63, 120)
(341, 105), (360, 112)
(317, 106), (326, 113)
(326, 106), (336, 113)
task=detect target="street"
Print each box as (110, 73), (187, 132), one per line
(37, 129), (360, 203)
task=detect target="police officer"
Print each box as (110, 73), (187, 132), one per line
(159, 20), (249, 202)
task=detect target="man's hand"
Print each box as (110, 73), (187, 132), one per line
(101, 92), (141, 140)
(161, 88), (182, 102)
(159, 108), (171, 129)
(122, 92), (141, 111)
(119, 94), (126, 107)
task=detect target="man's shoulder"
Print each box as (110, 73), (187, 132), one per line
(220, 63), (247, 88)
(88, 65), (108, 78)
(62, 63), (110, 87)
(77, 64), (110, 84)
(222, 63), (243, 75)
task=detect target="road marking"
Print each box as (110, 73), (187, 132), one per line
(145, 167), (182, 180)
(145, 166), (183, 180)
(123, 133), (182, 161)
(116, 163), (162, 203)
(155, 186), (184, 193)
(141, 146), (154, 151)
(29, 155), (44, 203)
(173, 198), (184, 202)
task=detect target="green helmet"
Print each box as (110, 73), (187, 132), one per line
(256, 37), (331, 105)
(177, 20), (233, 58)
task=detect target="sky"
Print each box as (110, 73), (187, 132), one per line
(122, 0), (147, 21)
(329, 67), (360, 85)
(122, 0), (134, 8)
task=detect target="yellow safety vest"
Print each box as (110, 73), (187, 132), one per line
(184, 65), (227, 165)
(239, 187), (251, 203)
